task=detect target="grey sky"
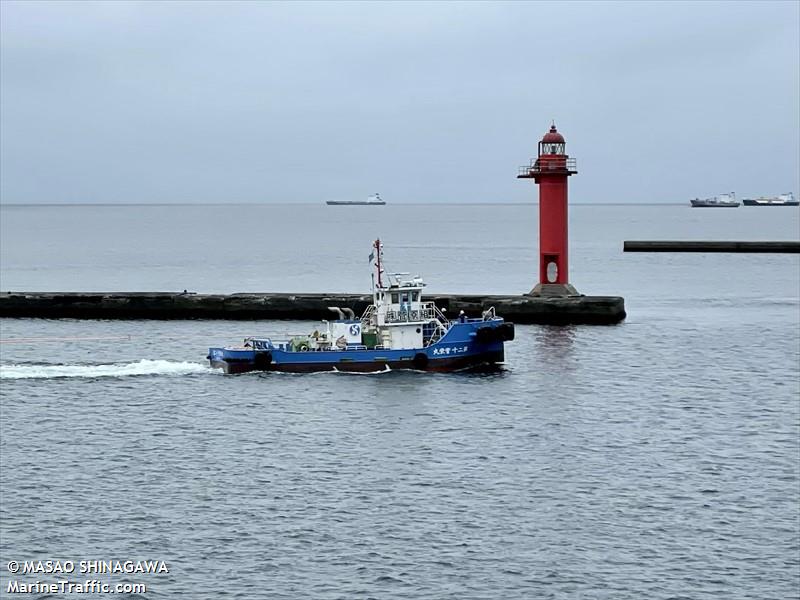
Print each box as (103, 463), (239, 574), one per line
(1, 0), (798, 204)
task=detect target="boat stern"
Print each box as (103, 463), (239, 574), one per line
(208, 339), (274, 374)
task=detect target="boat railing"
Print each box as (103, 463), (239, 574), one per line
(432, 304), (450, 328)
(360, 304), (376, 327)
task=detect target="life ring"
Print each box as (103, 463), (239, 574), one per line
(298, 344), (310, 352)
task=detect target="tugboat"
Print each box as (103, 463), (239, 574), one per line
(207, 240), (514, 373)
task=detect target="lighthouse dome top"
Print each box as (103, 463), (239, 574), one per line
(541, 124), (565, 144)
(537, 123), (567, 157)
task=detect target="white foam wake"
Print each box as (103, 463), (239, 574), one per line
(0, 359), (210, 380)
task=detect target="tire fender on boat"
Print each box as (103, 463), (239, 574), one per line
(497, 323), (515, 342)
(475, 326), (498, 344)
(254, 351), (272, 369)
(413, 352), (429, 370)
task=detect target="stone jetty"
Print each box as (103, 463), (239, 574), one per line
(0, 292), (626, 325)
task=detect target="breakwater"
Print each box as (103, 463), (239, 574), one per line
(0, 292), (626, 325)
(624, 240), (800, 253)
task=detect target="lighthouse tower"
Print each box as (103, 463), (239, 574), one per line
(518, 123), (579, 297)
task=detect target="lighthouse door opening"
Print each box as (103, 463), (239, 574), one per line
(544, 254), (559, 283)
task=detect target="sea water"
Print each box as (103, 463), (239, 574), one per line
(1, 203), (798, 599)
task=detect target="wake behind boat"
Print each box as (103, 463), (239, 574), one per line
(690, 192), (739, 208)
(207, 240), (514, 374)
(326, 193), (386, 206)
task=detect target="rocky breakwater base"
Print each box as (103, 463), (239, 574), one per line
(0, 292), (625, 325)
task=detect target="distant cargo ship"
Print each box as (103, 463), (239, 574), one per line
(690, 192), (739, 208)
(327, 193), (386, 206)
(742, 192), (797, 207)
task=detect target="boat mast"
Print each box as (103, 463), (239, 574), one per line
(375, 238), (383, 288)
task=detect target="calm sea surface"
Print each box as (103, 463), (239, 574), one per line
(1, 203), (799, 599)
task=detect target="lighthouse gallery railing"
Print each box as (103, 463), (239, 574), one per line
(518, 157), (577, 177)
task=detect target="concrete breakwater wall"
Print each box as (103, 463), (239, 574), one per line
(0, 292), (626, 325)
(624, 240), (800, 253)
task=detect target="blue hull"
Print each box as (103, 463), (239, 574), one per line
(208, 320), (513, 374)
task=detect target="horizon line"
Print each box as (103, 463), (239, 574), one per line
(0, 201), (690, 207)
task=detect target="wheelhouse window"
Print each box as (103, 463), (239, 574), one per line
(391, 293), (399, 303)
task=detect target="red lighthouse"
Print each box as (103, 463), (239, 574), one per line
(518, 123), (579, 296)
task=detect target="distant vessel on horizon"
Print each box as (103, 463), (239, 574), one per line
(742, 192), (797, 207)
(690, 193), (739, 208)
(327, 193), (386, 206)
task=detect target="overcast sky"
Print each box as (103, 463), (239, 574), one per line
(1, 0), (798, 204)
